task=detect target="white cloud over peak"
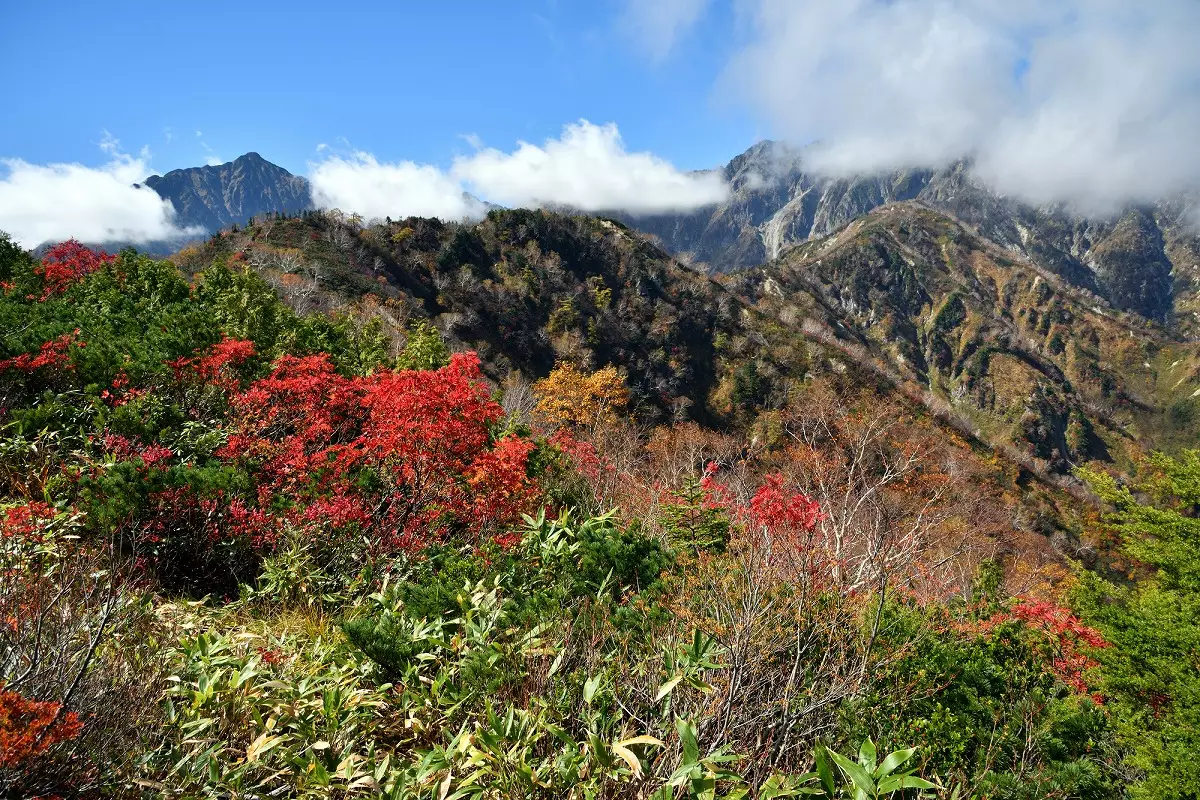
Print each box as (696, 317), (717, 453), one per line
(309, 153), (486, 221)
(308, 121), (728, 221)
(453, 121), (728, 213)
(718, 0), (1200, 211)
(0, 140), (200, 248)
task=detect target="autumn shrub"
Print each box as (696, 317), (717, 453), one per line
(0, 503), (163, 797)
(837, 595), (1117, 799)
(534, 361), (629, 430)
(35, 240), (115, 299)
(0, 686), (83, 771)
(218, 350), (540, 556)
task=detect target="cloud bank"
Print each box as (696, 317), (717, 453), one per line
(309, 120), (728, 221)
(310, 153), (487, 221)
(0, 140), (198, 248)
(454, 121), (728, 213)
(721, 0), (1200, 212)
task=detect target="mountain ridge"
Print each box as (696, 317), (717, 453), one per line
(144, 147), (1200, 334)
(170, 205), (1200, 487)
(619, 142), (1200, 330)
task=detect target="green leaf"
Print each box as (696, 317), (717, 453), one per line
(876, 775), (939, 795)
(761, 774), (826, 798)
(874, 748), (917, 779)
(583, 673), (603, 705)
(677, 718), (700, 766)
(815, 746), (837, 797)
(827, 748), (876, 798)
(858, 739), (877, 773)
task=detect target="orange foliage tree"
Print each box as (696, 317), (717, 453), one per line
(534, 362), (629, 429)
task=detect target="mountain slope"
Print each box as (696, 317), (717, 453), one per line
(624, 142), (1200, 330)
(733, 202), (1200, 474)
(171, 207), (1200, 489)
(144, 152), (313, 233)
(171, 209), (806, 425)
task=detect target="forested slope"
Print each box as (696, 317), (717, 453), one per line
(0, 228), (1196, 798)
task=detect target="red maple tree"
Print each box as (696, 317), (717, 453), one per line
(36, 241), (113, 299)
(216, 351), (539, 554)
(0, 687), (83, 769)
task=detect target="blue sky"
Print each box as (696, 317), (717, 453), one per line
(0, 0), (758, 176)
(2, 1), (1197, 246)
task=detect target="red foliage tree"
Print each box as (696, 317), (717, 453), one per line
(702, 467), (830, 584)
(166, 336), (257, 391)
(746, 473), (825, 538)
(0, 501), (58, 544)
(35, 241), (113, 299)
(0, 687), (83, 769)
(1010, 599), (1109, 697)
(0, 331), (82, 375)
(967, 598), (1109, 699)
(217, 351), (539, 555)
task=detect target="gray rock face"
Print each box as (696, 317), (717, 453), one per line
(618, 142), (932, 269)
(619, 141), (1197, 324)
(144, 152), (313, 233)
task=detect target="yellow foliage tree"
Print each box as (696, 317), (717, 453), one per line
(534, 363), (629, 428)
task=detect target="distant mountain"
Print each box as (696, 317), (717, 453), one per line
(144, 152), (313, 233)
(620, 142), (1200, 330)
(143, 148), (1200, 332)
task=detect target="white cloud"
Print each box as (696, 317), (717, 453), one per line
(0, 143), (200, 248)
(308, 121), (728, 220)
(309, 152), (486, 221)
(452, 120), (729, 213)
(622, 0), (710, 61)
(723, 0), (1200, 211)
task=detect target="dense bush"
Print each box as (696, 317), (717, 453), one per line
(0, 233), (1182, 797)
(1074, 453), (1200, 800)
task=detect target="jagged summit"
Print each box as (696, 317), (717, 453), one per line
(144, 152), (313, 233)
(622, 142), (1199, 328)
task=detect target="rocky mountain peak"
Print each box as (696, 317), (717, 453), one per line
(144, 152), (314, 234)
(622, 142), (1197, 329)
